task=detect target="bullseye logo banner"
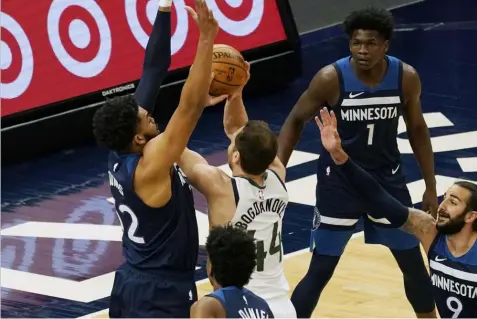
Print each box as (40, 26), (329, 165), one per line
(1, 0), (287, 117)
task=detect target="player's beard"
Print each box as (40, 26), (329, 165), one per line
(436, 209), (467, 235)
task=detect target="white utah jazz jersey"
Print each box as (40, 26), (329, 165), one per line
(230, 169), (290, 299)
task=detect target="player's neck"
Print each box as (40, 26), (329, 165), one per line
(232, 167), (266, 187)
(352, 57), (387, 85)
(446, 229), (477, 257)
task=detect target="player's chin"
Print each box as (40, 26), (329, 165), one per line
(437, 216), (449, 226)
(356, 61), (373, 70)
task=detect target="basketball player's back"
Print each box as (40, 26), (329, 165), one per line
(230, 169), (296, 317)
(107, 151), (199, 317)
(207, 286), (274, 318)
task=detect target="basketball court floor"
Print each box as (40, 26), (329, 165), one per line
(2, 0), (476, 317)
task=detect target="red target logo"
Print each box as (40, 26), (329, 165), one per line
(125, 0), (189, 55)
(47, 0), (112, 78)
(205, 0), (264, 36)
(1, 12), (34, 99)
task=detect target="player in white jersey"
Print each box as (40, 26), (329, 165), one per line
(178, 63), (297, 318)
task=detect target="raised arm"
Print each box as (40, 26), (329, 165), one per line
(223, 62), (250, 139)
(223, 63), (286, 181)
(142, 0), (218, 176)
(315, 108), (438, 253)
(277, 65), (339, 166)
(134, 3), (172, 113)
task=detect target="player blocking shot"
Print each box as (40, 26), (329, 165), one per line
(278, 7), (437, 318)
(316, 107), (477, 319)
(190, 224), (275, 318)
(92, 0), (226, 317)
(178, 63), (297, 317)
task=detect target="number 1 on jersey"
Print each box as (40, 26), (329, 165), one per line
(366, 123), (375, 145)
(247, 221), (282, 272)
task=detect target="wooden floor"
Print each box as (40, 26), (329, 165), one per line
(89, 232), (429, 318)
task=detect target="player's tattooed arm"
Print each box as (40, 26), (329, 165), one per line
(190, 297), (226, 318)
(402, 63), (437, 217)
(277, 65), (339, 166)
(315, 108), (438, 253)
(401, 208), (438, 253)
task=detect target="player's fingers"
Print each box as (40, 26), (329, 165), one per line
(208, 8), (215, 21)
(330, 110), (338, 127)
(196, 0), (203, 10)
(211, 95), (228, 105)
(320, 107), (331, 126)
(314, 116), (323, 130)
(184, 6), (198, 22)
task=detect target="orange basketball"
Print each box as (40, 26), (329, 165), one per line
(209, 44), (247, 96)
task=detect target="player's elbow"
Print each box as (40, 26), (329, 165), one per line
(283, 110), (306, 133)
(408, 122), (430, 143)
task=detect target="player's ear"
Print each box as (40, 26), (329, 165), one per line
(465, 210), (477, 224)
(133, 133), (147, 146)
(383, 40), (389, 53)
(233, 150), (241, 166)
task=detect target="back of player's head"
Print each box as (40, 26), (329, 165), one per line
(92, 95), (139, 152)
(343, 7), (394, 41)
(235, 120), (278, 175)
(206, 224), (257, 288)
(454, 181), (477, 230)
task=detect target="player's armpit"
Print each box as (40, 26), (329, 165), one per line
(277, 64), (339, 166)
(400, 208), (438, 254)
(178, 148), (209, 175)
(190, 297), (225, 318)
(183, 162), (226, 197)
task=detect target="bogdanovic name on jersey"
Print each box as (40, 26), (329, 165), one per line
(341, 106), (398, 121)
(235, 198), (287, 229)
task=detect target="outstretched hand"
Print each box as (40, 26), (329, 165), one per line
(185, 0), (218, 40)
(314, 107), (342, 154)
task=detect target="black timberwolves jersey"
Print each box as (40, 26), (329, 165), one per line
(207, 286), (274, 318)
(319, 55), (403, 172)
(428, 233), (477, 318)
(107, 151), (199, 273)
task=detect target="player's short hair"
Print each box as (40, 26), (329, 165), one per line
(343, 7), (394, 41)
(92, 95), (139, 152)
(235, 120), (278, 175)
(206, 224), (257, 288)
(454, 181), (477, 231)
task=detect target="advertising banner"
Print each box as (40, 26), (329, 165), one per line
(1, 0), (287, 117)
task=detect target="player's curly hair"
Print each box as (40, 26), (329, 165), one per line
(92, 95), (139, 152)
(343, 7), (394, 41)
(206, 223), (257, 288)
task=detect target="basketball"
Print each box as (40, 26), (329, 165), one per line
(209, 44), (247, 96)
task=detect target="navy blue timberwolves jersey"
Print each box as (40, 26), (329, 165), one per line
(428, 233), (477, 318)
(107, 151), (199, 273)
(320, 55), (403, 171)
(207, 286), (274, 318)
